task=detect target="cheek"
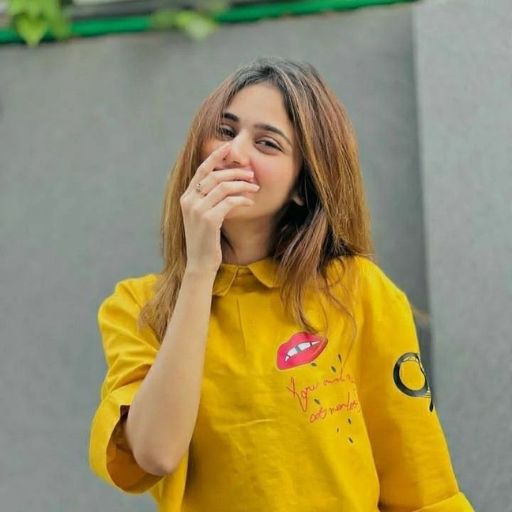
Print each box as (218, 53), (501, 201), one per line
(201, 139), (220, 161)
(256, 161), (296, 189)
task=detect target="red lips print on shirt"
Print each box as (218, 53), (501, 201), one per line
(276, 332), (328, 370)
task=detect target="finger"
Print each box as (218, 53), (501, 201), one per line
(207, 195), (255, 223)
(191, 142), (231, 187)
(196, 168), (255, 197)
(201, 180), (260, 209)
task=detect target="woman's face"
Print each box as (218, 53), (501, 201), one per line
(201, 83), (302, 220)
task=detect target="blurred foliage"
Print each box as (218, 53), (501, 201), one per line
(150, 0), (229, 40)
(6, 0), (230, 47)
(7, 0), (72, 46)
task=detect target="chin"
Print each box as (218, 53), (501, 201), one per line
(224, 207), (252, 219)
(225, 201), (263, 219)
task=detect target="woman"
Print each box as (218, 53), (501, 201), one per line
(88, 56), (474, 511)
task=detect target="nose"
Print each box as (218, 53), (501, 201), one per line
(222, 132), (251, 169)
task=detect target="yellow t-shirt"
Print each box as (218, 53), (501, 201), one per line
(88, 255), (474, 511)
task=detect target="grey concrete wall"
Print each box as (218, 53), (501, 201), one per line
(415, 0), (512, 509)
(0, 2), (459, 510)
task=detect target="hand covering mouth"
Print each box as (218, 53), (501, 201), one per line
(214, 167), (256, 184)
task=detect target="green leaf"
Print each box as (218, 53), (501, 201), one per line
(26, 1), (44, 18)
(41, 0), (61, 19)
(176, 11), (218, 40)
(15, 14), (48, 46)
(49, 14), (71, 39)
(174, 10), (196, 28)
(150, 9), (181, 30)
(7, 0), (29, 17)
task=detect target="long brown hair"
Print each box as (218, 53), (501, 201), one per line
(138, 56), (375, 342)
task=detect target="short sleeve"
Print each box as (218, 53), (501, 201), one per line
(354, 263), (474, 511)
(88, 277), (164, 494)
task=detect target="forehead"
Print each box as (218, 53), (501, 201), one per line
(226, 83), (293, 134)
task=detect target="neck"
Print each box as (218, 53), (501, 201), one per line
(221, 218), (274, 265)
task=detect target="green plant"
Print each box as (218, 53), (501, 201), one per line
(7, 0), (71, 46)
(150, 0), (229, 40)
(6, 0), (230, 47)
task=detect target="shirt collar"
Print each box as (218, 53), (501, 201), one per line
(213, 256), (281, 297)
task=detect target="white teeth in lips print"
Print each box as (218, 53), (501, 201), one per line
(284, 340), (322, 362)
(277, 332), (327, 370)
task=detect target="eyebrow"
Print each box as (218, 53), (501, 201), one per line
(221, 112), (292, 148)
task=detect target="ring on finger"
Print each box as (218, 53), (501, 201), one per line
(195, 181), (206, 196)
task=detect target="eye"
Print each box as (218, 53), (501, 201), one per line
(260, 139), (280, 150)
(217, 126), (234, 138)
(216, 126), (281, 151)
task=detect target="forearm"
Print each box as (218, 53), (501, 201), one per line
(124, 269), (216, 475)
